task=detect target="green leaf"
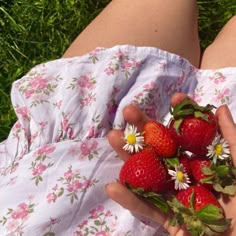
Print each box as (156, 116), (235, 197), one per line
(173, 118), (183, 134)
(201, 166), (215, 175)
(213, 183), (236, 195)
(205, 218), (232, 234)
(215, 165), (230, 177)
(166, 157), (179, 168)
(195, 204), (224, 221)
(125, 183), (169, 213)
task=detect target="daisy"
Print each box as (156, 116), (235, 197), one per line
(207, 134), (230, 164)
(168, 164), (191, 190)
(122, 124), (144, 153)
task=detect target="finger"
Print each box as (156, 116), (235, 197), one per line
(170, 93), (189, 107)
(105, 182), (167, 224)
(123, 104), (149, 131)
(107, 129), (131, 161)
(106, 182), (187, 236)
(215, 105), (236, 165)
(108, 104), (149, 161)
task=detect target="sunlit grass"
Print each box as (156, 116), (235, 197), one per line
(0, 0), (235, 141)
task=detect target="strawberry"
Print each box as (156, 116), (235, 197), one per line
(119, 148), (167, 193)
(176, 185), (221, 211)
(169, 97), (217, 156)
(190, 155), (213, 189)
(144, 120), (178, 158)
(119, 148), (170, 213)
(190, 155), (236, 195)
(169, 186), (231, 235)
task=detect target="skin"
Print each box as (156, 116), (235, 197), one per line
(106, 92), (236, 236)
(60, 0), (236, 234)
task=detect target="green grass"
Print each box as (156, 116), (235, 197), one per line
(0, 0), (235, 141)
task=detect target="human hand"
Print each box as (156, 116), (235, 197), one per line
(106, 93), (236, 236)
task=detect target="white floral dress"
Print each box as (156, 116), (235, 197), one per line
(0, 45), (236, 236)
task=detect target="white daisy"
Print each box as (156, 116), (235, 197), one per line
(207, 134), (230, 164)
(168, 164), (191, 190)
(122, 124), (144, 153)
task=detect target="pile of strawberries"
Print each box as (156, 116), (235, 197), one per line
(119, 98), (236, 236)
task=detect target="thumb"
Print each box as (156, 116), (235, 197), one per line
(215, 105), (236, 166)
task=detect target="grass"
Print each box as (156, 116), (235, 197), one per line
(0, 0), (235, 141)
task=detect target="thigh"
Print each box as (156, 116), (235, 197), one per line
(63, 0), (200, 67)
(200, 16), (236, 69)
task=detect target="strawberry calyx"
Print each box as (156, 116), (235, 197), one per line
(168, 193), (231, 236)
(201, 162), (236, 195)
(170, 97), (216, 120)
(125, 183), (170, 214)
(170, 98), (216, 134)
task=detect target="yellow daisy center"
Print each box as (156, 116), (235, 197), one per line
(214, 144), (223, 155)
(176, 171), (185, 182)
(126, 134), (136, 145)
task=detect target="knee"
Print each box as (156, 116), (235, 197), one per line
(200, 15), (236, 69)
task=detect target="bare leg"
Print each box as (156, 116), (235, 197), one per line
(63, 0), (200, 67)
(200, 16), (236, 69)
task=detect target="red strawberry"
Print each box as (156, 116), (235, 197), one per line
(119, 148), (167, 193)
(169, 186), (230, 235)
(144, 120), (178, 158)
(190, 156), (213, 189)
(169, 98), (217, 155)
(176, 185), (221, 211)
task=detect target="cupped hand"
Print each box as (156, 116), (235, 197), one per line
(106, 93), (236, 236)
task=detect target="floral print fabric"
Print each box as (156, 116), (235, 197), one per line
(0, 45), (236, 236)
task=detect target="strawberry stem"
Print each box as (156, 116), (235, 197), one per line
(170, 97), (216, 119)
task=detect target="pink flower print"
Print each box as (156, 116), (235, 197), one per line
(30, 76), (48, 90)
(89, 205), (104, 219)
(68, 128), (75, 139)
(25, 89), (35, 99)
(105, 210), (112, 217)
(104, 67), (115, 76)
(11, 203), (29, 220)
(91, 141), (98, 149)
(64, 169), (74, 180)
(14, 121), (22, 129)
(6, 220), (18, 232)
(107, 102), (118, 115)
(61, 118), (69, 131)
(50, 217), (58, 225)
(78, 220), (88, 229)
(121, 61), (133, 70)
(52, 184), (58, 191)
(39, 121), (48, 128)
(96, 231), (110, 236)
(67, 145), (80, 157)
(47, 192), (57, 203)
(80, 141), (99, 160)
(35, 144), (56, 156)
(88, 126), (96, 138)
(32, 162), (47, 176)
(209, 72), (226, 84)
(15, 107), (29, 119)
(80, 142), (91, 156)
(83, 179), (92, 188)
(67, 180), (83, 193)
(217, 88), (230, 103)
(115, 50), (124, 59)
